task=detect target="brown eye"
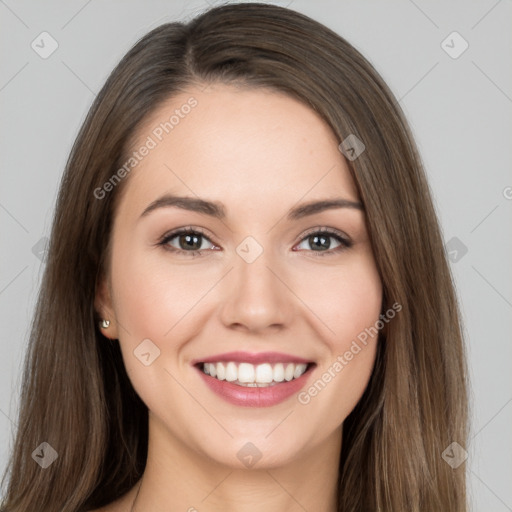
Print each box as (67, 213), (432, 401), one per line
(159, 229), (216, 255)
(175, 232), (203, 251)
(295, 229), (351, 255)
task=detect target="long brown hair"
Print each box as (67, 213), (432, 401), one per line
(0, 3), (468, 511)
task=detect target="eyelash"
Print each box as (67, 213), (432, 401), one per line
(157, 225), (352, 258)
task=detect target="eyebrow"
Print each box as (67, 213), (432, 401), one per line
(139, 194), (363, 221)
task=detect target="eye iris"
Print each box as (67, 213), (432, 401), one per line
(179, 233), (202, 250)
(309, 234), (330, 251)
(172, 232), (338, 252)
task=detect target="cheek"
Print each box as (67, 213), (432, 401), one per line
(108, 246), (209, 411)
(291, 254), (382, 422)
(111, 247), (217, 340)
(293, 254), (383, 347)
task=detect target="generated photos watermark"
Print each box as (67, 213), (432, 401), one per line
(93, 97), (198, 200)
(297, 302), (402, 405)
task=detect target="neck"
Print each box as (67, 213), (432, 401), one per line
(132, 415), (341, 512)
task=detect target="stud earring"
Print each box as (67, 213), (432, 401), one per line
(100, 319), (110, 329)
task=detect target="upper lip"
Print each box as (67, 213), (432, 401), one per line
(192, 351), (312, 365)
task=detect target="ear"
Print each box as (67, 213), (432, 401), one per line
(94, 274), (119, 340)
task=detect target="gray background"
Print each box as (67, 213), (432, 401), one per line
(1, 0), (511, 509)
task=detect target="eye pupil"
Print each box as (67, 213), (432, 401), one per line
(309, 234), (330, 251)
(167, 230), (344, 255)
(180, 233), (202, 250)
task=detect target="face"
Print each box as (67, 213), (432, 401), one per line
(97, 83), (382, 469)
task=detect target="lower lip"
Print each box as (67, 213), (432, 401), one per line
(196, 365), (314, 407)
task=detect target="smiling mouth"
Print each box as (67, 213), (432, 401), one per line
(197, 361), (313, 387)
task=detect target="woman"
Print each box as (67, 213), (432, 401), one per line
(0, 3), (468, 511)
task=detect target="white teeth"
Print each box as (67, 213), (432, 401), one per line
(273, 363), (285, 382)
(255, 363), (273, 383)
(216, 362), (226, 380)
(293, 363), (307, 379)
(201, 361), (309, 385)
(225, 362), (237, 382)
(238, 363), (255, 383)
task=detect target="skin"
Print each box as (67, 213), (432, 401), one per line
(94, 84), (383, 512)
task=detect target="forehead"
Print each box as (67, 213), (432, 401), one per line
(119, 83), (359, 217)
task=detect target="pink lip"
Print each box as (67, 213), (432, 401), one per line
(194, 359), (315, 408)
(197, 369), (314, 407)
(192, 351), (311, 365)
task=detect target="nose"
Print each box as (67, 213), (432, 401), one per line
(219, 247), (294, 334)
